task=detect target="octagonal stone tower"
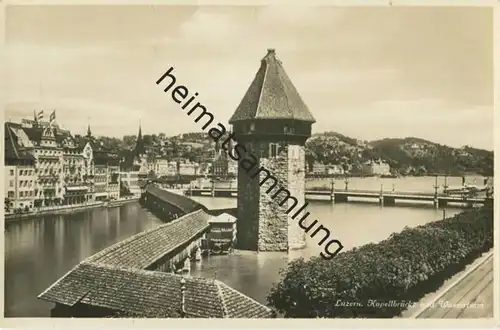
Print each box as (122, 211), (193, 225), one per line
(229, 49), (316, 252)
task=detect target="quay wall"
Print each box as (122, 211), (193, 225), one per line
(4, 197), (140, 223)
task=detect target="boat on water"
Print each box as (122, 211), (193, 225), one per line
(380, 174), (398, 179)
(445, 183), (489, 196)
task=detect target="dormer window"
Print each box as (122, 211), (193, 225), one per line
(250, 123), (255, 132)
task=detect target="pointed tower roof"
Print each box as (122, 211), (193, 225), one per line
(135, 123), (145, 156)
(87, 124), (92, 138)
(229, 48), (316, 124)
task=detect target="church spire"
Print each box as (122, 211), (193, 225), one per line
(135, 122), (145, 156)
(87, 124), (92, 138)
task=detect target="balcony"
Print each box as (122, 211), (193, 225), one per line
(38, 155), (60, 160)
(38, 174), (59, 180)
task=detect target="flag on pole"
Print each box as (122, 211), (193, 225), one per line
(49, 110), (56, 126)
(35, 110), (44, 122)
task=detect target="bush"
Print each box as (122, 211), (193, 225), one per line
(267, 206), (493, 318)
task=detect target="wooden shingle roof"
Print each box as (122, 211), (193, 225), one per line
(38, 188), (275, 318)
(229, 48), (316, 124)
(38, 262), (274, 318)
(146, 184), (205, 214)
(86, 209), (211, 269)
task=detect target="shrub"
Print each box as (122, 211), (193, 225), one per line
(267, 206), (493, 318)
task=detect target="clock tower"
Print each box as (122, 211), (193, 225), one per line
(229, 49), (315, 252)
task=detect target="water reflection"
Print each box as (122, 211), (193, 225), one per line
(5, 187), (464, 317)
(191, 196), (463, 305)
(4, 203), (163, 317)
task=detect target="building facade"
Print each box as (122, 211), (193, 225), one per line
(18, 121), (66, 207)
(154, 157), (170, 176)
(120, 171), (141, 196)
(60, 130), (89, 205)
(93, 151), (120, 201)
(211, 151), (229, 177)
(363, 160), (391, 176)
(5, 119), (126, 209)
(179, 161), (199, 176)
(5, 123), (38, 212)
(107, 154), (121, 200)
(229, 49), (315, 252)
(81, 138), (96, 202)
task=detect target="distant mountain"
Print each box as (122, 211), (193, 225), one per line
(305, 133), (493, 176)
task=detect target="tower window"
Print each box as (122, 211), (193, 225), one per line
(269, 143), (279, 158)
(284, 125), (288, 134)
(250, 123), (255, 132)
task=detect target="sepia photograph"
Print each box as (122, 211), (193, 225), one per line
(2, 2), (495, 323)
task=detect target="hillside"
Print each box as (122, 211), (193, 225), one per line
(89, 130), (493, 177)
(306, 133), (493, 176)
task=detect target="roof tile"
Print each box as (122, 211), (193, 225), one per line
(86, 209), (210, 269)
(229, 49), (316, 124)
(39, 262), (273, 318)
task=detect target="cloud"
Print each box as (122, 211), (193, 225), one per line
(4, 6), (493, 150)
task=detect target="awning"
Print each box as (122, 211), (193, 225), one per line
(209, 213), (237, 224)
(66, 186), (89, 191)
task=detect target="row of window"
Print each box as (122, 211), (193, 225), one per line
(64, 159), (83, 165)
(17, 169), (35, 176)
(246, 124), (296, 134)
(63, 167), (83, 173)
(19, 191), (35, 198)
(37, 149), (62, 156)
(38, 169), (61, 175)
(18, 180), (34, 188)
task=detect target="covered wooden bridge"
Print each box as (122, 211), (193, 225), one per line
(38, 208), (273, 318)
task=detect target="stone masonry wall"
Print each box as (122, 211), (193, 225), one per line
(236, 141), (307, 252)
(287, 145), (306, 250)
(257, 142), (289, 251)
(235, 141), (260, 251)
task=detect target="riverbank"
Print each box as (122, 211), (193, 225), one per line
(107, 196), (140, 208)
(4, 197), (139, 223)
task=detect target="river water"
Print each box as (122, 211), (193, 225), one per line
(4, 176), (483, 317)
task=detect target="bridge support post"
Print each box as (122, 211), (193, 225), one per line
(330, 180), (335, 203)
(193, 248), (202, 261)
(383, 196), (396, 206)
(334, 193), (347, 203)
(443, 175), (449, 194)
(379, 184), (384, 207)
(437, 198), (447, 208)
(182, 258), (191, 275)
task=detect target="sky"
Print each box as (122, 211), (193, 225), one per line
(4, 5), (494, 150)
